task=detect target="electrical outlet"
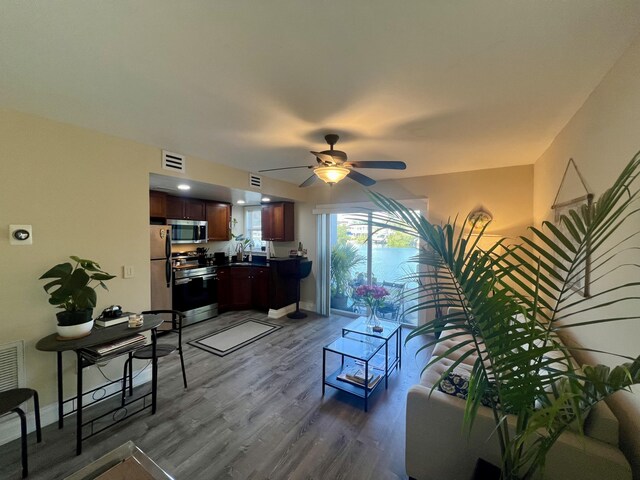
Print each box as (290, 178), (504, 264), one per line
(123, 265), (135, 279)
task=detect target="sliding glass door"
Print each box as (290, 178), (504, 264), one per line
(327, 211), (420, 326)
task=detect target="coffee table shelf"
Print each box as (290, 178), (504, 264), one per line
(322, 336), (386, 412)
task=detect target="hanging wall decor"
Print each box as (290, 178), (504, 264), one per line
(551, 158), (593, 297)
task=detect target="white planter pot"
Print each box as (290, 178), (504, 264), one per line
(56, 319), (94, 339)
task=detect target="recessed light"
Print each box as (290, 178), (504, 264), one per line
(261, 197), (271, 202)
(237, 200), (246, 205)
(177, 184), (191, 191)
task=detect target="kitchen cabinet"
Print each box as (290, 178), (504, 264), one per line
(206, 202), (231, 241)
(261, 202), (294, 242)
(217, 267), (231, 311)
(166, 196), (206, 220)
(149, 191), (167, 218)
(252, 267), (270, 310)
(230, 267), (253, 310)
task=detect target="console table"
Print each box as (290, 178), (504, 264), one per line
(36, 316), (163, 455)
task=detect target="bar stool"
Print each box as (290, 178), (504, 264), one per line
(287, 259), (313, 319)
(0, 388), (42, 478)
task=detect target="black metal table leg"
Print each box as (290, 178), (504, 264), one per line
(151, 328), (158, 414)
(322, 348), (326, 395)
(384, 341), (389, 389)
(364, 361), (369, 412)
(75, 351), (83, 455)
(57, 352), (63, 429)
(398, 327), (402, 369)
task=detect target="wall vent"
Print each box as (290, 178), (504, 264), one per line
(249, 173), (262, 189)
(0, 341), (24, 391)
(162, 150), (186, 173)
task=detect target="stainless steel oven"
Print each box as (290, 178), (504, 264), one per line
(172, 266), (218, 325)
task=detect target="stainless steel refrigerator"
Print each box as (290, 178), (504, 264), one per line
(150, 225), (172, 310)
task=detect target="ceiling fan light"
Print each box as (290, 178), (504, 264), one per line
(314, 165), (350, 185)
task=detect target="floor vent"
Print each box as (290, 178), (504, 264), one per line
(0, 341), (24, 391)
(249, 173), (262, 189)
(162, 150), (186, 173)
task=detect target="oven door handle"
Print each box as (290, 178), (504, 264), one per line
(201, 274), (217, 281)
(174, 278), (192, 285)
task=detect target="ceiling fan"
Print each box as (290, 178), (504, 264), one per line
(259, 134), (407, 187)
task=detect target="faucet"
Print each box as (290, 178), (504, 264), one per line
(236, 242), (244, 262)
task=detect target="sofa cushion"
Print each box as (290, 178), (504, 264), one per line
(584, 401), (619, 447)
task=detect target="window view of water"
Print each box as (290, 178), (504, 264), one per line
(330, 213), (420, 325)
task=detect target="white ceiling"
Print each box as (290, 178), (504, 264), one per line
(2, 1), (640, 186)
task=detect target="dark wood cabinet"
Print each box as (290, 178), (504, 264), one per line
(165, 196), (206, 220)
(252, 267), (270, 310)
(217, 267), (231, 311)
(149, 191), (167, 218)
(230, 267), (253, 310)
(261, 202), (294, 242)
(217, 265), (273, 313)
(206, 202), (231, 241)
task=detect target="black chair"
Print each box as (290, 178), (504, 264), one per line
(375, 281), (406, 322)
(122, 310), (187, 401)
(0, 388), (42, 478)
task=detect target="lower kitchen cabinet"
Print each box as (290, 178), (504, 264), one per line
(217, 260), (299, 313)
(230, 267), (253, 310)
(252, 267), (270, 310)
(217, 267), (231, 311)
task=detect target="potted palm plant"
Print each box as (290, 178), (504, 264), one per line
(330, 242), (365, 310)
(40, 256), (115, 338)
(367, 151), (640, 479)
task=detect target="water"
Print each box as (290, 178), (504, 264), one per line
(346, 244), (420, 324)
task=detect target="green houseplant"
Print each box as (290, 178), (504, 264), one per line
(367, 151), (640, 479)
(330, 242), (365, 310)
(40, 256), (115, 337)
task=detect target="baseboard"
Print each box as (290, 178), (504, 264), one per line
(268, 301), (317, 319)
(0, 369), (152, 446)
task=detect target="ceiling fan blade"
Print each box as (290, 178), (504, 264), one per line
(347, 169), (376, 187)
(258, 165), (313, 173)
(299, 174), (318, 188)
(344, 161), (407, 170)
(310, 151), (335, 164)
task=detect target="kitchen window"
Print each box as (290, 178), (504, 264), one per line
(244, 206), (266, 251)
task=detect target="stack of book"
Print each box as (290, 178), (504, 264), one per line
(95, 312), (135, 328)
(337, 366), (382, 390)
(82, 334), (146, 361)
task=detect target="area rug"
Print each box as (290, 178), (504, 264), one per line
(188, 319), (282, 357)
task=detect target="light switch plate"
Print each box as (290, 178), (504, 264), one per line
(9, 225), (33, 245)
(123, 265), (135, 279)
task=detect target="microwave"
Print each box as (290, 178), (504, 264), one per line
(167, 219), (208, 244)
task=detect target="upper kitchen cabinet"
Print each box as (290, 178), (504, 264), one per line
(149, 191), (167, 218)
(166, 195), (206, 221)
(206, 201), (231, 241)
(262, 202), (294, 242)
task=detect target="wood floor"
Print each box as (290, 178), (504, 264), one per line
(0, 311), (433, 480)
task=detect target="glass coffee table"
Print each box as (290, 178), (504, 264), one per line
(341, 317), (402, 389)
(322, 336), (386, 412)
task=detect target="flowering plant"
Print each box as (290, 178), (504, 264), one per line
(354, 284), (389, 316)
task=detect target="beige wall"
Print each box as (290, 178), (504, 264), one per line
(533, 35), (640, 477)
(309, 164), (534, 240)
(0, 109), (315, 418)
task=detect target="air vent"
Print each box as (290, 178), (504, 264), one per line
(162, 150), (186, 173)
(249, 173), (262, 189)
(0, 341), (24, 391)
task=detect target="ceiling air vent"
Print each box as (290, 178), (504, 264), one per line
(162, 150), (186, 173)
(0, 341), (24, 391)
(249, 173), (262, 189)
